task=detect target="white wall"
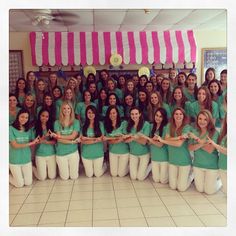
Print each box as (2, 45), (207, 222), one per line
(10, 30), (227, 84)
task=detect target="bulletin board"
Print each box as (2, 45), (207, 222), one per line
(201, 47), (227, 82)
(9, 50), (24, 93)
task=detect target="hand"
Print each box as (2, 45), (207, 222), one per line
(206, 136), (216, 146)
(33, 136), (40, 145)
(156, 135), (163, 142)
(74, 136), (81, 143)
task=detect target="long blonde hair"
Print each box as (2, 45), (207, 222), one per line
(59, 101), (75, 128)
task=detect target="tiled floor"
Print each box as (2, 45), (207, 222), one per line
(9, 170), (227, 227)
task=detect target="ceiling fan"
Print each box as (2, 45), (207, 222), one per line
(30, 9), (79, 26)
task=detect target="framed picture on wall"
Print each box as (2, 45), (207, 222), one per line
(9, 50), (24, 93)
(201, 47), (227, 82)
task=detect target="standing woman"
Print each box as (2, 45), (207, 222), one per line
(157, 107), (192, 191)
(117, 75), (126, 92)
(190, 86), (219, 125)
(220, 69), (227, 96)
(208, 115), (227, 194)
(66, 77), (80, 103)
(9, 109), (40, 187)
(74, 73), (85, 101)
(87, 81), (98, 102)
(9, 93), (20, 125)
(33, 108), (56, 180)
(145, 81), (155, 95)
(136, 88), (150, 121)
(202, 67), (216, 86)
(23, 93), (37, 128)
(94, 88), (108, 121)
(47, 72), (61, 94)
(97, 69), (109, 91)
(188, 110), (221, 194)
(107, 78), (123, 102)
(177, 72), (187, 88)
(137, 75), (148, 91)
(183, 73), (198, 102)
(53, 101), (80, 180)
(52, 86), (63, 120)
(26, 71), (37, 96)
(149, 108), (169, 183)
(159, 78), (172, 104)
(104, 105), (129, 177)
(15, 78), (28, 107)
(123, 93), (135, 120)
(81, 105), (106, 177)
(36, 78), (47, 107)
(125, 107), (151, 181)
(62, 87), (77, 109)
(125, 79), (137, 100)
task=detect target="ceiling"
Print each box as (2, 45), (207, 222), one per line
(9, 9), (226, 32)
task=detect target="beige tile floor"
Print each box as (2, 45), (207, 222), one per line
(9, 171), (227, 227)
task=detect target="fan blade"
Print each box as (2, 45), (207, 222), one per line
(52, 12), (79, 18)
(53, 18), (79, 26)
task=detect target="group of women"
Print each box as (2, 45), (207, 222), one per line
(9, 67), (227, 195)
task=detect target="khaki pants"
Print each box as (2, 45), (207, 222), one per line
(34, 155), (57, 180)
(129, 153), (150, 181)
(109, 152), (129, 177)
(9, 162), (32, 188)
(193, 167), (221, 194)
(82, 156), (106, 177)
(56, 151), (80, 180)
(152, 161), (168, 184)
(169, 164), (192, 191)
(219, 169), (227, 195)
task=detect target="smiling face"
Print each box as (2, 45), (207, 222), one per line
(125, 95), (134, 106)
(84, 91), (91, 102)
(173, 88), (183, 101)
(9, 96), (18, 108)
(173, 109), (184, 123)
(220, 73), (227, 85)
(65, 89), (73, 100)
(88, 84), (96, 93)
(49, 73), (57, 84)
(18, 112), (29, 126)
(62, 104), (72, 117)
(156, 76), (163, 85)
(154, 111), (163, 125)
(209, 82), (219, 95)
(53, 88), (61, 98)
(197, 89), (206, 103)
(207, 70), (215, 81)
(99, 90), (107, 100)
(130, 109), (141, 123)
(107, 80), (115, 90)
(161, 79), (170, 91)
(37, 81), (45, 91)
(109, 108), (118, 122)
(169, 69), (177, 79)
(109, 95), (117, 105)
(146, 83), (153, 93)
(76, 75), (82, 85)
(132, 76), (139, 86)
(68, 79), (77, 89)
(197, 113), (209, 130)
(138, 91), (147, 102)
(119, 76), (126, 86)
(150, 93), (159, 105)
(25, 95), (34, 108)
(140, 77), (147, 86)
(44, 95), (53, 106)
(178, 74), (186, 84)
(27, 72), (36, 84)
(127, 81), (134, 91)
(40, 111), (49, 124)
(186, 75), (196, 89)
(17, 79), (26, 91)
(87, 108), (95, 120)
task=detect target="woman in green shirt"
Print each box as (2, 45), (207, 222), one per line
(52, 101), (81, 180)
(208, 116), (227, 195)
(125, 107), (151, 181)
(81, 105), (106, 177)
(15, 78), (28, 107)
(157, 107), (192, 191)
(9, 93), (20, 125)
(33, 108), (56, 181)
(9, 109), (40, 187)
(183, 73), (198, 103)
(104, 105), (129, 177)
(25, 71), (37, 97)
(188, 110), (221, 194)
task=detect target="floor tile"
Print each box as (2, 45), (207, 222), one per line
(166, 204), (195, 216)
(9, 195), (27, 205)
(112, 176), (132, 183)
(72, 184), (93, 192)
(93, 198), (117, 209)
(44, 201), (69, 212)
(30, 186), (52, 195)
(93, 219), (120, 227)
(51, 185), (73, 193)
(156, 188), (181, 196)
(66, 209), (92, 222)
(69, 200), (93, 210)
(146, 217), (176, 227)
(25, 194), (49, 203)
(9, 215), (16, 225)
(39, 211), (67, 225)
(71, 191), (93, 201)
(142, 205), (170, 217)
(74, 177), (93, 185)
(204, 193), (227, 204)
(135, 188), (158, 197)
(120, 218), (147, 227)
(132, 181), (154, 189)
(116, 197), (140, 208)
(54, 179), (74, 186)
(93, 183), (113, 191)
(172, 215), (205, 227)
(65, 221), (92, 227)
(160, 195), (186, 206)
(183, 195), (211, 205)
(11, 213), (41, 226)
(9, 204), (22, 214)
(198, 214), (227, 227)
(190, 203), (221, 215)
(10, 187), (32, 196)
(113, 182), (134, 190)
(115, 189), (136, 198)
(138, 196), (164, 206)
(48, 192), (71, 202)
(19, 202), (46, 214)
(118, 207), (144, 219)
(38, 223), (65, 227)
(93, 208), (118, 220)
(93, 190), (115, 200)
(152, 182), (170, 189)
(33, 179), (55, 187)
(93, 176), (112, 184)
(213, 203), (227, 217)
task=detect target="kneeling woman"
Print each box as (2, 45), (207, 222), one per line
(9, 109), (40, 187)
(157, 107), (192, 191)
(53, 101), (80, 180)
(125, 107), (151, 181)
(104, 105), (129, 177)
(81, 105), (106, 177)
(33, 108), (56, 180)
(189, 110), (221, 194)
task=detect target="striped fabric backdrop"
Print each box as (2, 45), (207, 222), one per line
(29, 30), (197, 66)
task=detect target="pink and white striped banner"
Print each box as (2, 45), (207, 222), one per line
(30, 30), (197, 66)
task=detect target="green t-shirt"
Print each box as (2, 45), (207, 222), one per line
(218, 136), (227, 170)
(166, 124), (192, 166)
(35, 130), (56, 157)
(9, 107), (21, 125)
(190, 101), (219, 120)
(55, 98), (63, 120)
(215, 95), (225, 128)
(75, 102), (97, 124)
(81, 122), (105, 159)
(191, 129), (219, 170)
(169, 101), (192, 117)
(105, 121), (129, 154)
(9, 126), (34, 164)
(183, 88), (196, 103)
(54, 119), (80, 156)
(163, 103), (171, 119)
(149, 125), (168, 162)
(128, 121), (150, 156)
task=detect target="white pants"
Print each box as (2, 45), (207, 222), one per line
(152, 161), (169, 184)
(34, 155), (57, 180)
(193, 167), (221, 194)
(169, 164), (192, 191)
(82, 156), (106, 177)
(129, 153), (150, 181)
(56, 151), (80, 180)
(219, 169), (227, 195)
(9, 162), (32, 188)
(109, 152), (129, 177)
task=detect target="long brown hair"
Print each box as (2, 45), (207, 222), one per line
(218, 114), (227, 145)
(169, 107), (189, 137)
(197, 86), (213, 113)
(196, 109), (216, 138)
(170, 86), (187, 108)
